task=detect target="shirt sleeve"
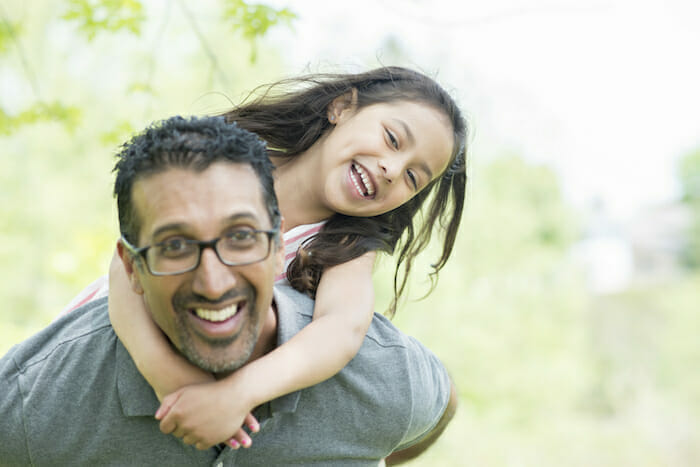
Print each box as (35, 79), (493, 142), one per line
(0, 347), (32, 466)
(394, 335), (451, 451)
(56, 275), (109, 319)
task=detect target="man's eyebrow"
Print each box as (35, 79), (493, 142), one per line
(392, 118), (433, 179)
(151, 223), (188, 240)
(150, 213), (264, 240)
(224, 212), (263, 225)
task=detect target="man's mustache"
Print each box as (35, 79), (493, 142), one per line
(172, 288), (251, 309)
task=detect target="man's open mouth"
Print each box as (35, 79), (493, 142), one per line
(191, 302), (244, 322)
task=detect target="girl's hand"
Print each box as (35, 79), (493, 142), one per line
(155, 381), (259, 450)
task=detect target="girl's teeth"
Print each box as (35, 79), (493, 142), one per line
(194, 305), (238, 322)
(352, 163), (375, 197)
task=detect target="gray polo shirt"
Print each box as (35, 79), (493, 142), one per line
(0, 285), (450, 466)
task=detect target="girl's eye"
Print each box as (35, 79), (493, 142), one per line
(407, 170), (418, 190)
(385, 129), (399, 149)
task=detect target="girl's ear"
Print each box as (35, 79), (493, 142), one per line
(328, 88), (358, 124)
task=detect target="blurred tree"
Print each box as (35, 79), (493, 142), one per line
(678, 148), (700, 268)
(0, 0), (295, 330)
(0, 0), (295, 136)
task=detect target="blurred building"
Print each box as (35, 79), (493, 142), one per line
(571, 200), (691, 294)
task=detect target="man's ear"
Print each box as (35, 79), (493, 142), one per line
(328, 88), (358, 124)
(116, 239), (144, 295)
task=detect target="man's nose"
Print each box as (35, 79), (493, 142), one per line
(191, 248), (238, 299)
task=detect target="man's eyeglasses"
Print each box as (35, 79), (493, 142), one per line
(120, 229), (279, 276)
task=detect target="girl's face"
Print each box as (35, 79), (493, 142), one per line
(317, 100), (454, 218)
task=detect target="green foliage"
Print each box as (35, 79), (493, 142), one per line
(62, 0), (145, 40)
(377, 154), (700, 465)
(0, 17), (20, 55)
(678, 148), (700, 268)
(679, 148), (700, 203)
(127, 81), (154, 95)
(100, 120), (136, 146)
(222, 0), (296, 61)
(0, 102), (81, 136)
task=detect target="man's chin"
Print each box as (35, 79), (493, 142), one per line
(182, 343), (254, 374)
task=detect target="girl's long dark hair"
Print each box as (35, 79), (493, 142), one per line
(222, 66), (467, 316)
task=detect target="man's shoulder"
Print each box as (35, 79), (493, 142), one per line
(270, 285), (451, 457)
(0, 297), (122, 464)
(4, 297), (113, 374)
(273, 284), (426, 353)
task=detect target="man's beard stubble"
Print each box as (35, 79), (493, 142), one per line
(170, 287), (260, 374)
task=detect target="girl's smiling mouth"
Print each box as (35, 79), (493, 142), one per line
(350, 162), (376, 198)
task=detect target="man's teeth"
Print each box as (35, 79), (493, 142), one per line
(194, 304), (239, 322)
(352, 163), (375, 197)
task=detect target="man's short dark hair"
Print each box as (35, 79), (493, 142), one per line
(114, 115), (280, 245)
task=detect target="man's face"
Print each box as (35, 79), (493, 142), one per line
(120, 162), (283, 373)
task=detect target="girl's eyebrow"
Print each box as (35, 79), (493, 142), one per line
(392, 118), (416, 146)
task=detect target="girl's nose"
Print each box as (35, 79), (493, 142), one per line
(378, 159), (400, 184)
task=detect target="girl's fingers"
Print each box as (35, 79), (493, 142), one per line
(244, 413), (260, 433)
(229, 428), (253, 449)
(159, 415), (177, 435)
(155, 390), (181, 420)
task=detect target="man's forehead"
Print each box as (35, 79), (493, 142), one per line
(132, 162), (271, 240)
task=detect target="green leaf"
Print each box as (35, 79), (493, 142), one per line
(0, 102), (81, 136)
(61, 0), (145, 41)
(126, 82), (154, 94)
(222, 0), (296, 62)
(0, 19), (21, 55)
(99, 120), (135, 146)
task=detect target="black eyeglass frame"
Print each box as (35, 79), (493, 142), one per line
(119, 229), (280, 276)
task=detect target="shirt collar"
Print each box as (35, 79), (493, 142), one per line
(116, 340), (161, 417)
(265, 286), (308, 415)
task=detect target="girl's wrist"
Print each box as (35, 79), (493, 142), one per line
(218, 371), (262, 411)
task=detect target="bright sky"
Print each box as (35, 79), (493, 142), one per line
(268, 0), (700, 219)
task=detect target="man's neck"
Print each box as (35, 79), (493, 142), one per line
(249, 301), (279, 362)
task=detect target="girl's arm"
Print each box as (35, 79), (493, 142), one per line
(158, 251), (377, 446)
(234, 250), (377, 400)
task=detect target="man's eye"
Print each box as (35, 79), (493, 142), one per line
(157, 238), (191, 256)
(222, 230), (258, 249)
(386, 129), (399, 149)
(227, 230), (255, 241)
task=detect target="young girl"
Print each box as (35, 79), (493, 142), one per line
(67, 66), (467, 450)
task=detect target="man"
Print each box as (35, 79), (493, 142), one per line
(0, 116), (456, 466)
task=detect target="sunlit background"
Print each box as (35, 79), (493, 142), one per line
(2, 1), (699, 465)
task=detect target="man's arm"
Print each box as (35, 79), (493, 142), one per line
(384, 380), (458, 465)
(0, 349), (32, 466)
